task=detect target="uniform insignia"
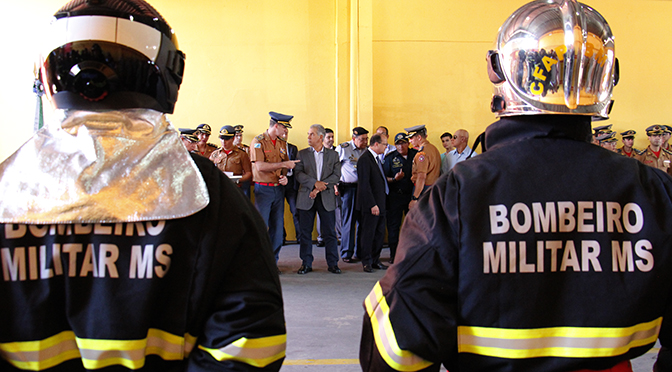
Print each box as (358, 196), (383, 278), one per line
(255, 134), (265, 141)
(280, 148), (286, 154)
(254, 143), (261, 149)
(634, 148), (645, 156)
(417, 152), (426, 162)
(340, 142), (350, 148)
(207, 143), (219, 149)
(663, 148), (672, 156)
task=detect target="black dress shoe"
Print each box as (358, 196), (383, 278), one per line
(328, 266), (342, 274)
(372, 262), (388, 270)
(316, 240), (325, 247)
(297, 265), (312, 275)
(363, 265), (374, 273)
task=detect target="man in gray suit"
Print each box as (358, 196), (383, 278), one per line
(294, 124), (342, 274)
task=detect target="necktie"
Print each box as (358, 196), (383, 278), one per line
(377, 157), (389, 195)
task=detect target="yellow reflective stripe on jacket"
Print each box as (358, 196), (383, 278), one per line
(0, 329), (192, 370)
(364, 282), (433, 372)
(199, 334), (286, 368)
(458, 317), (662, 359)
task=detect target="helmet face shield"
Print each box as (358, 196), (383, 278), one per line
(41, 9), (185, 114)
(489, 0), (616, 118)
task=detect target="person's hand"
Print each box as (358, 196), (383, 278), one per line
(309, 189), (319, 199)
(409, 200), (417, 209)
(334, 185), (339, 196)
(285, 160), (301, 169)
(278, 175), (288, 186)
(371, 205), (380, 216)
(314, 181), (328, 192)
(394, 170), (405, 181)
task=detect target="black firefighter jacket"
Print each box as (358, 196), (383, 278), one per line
(361, 115), (672, 372)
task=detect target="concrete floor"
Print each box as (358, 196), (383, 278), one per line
(277, 243), (658, 371)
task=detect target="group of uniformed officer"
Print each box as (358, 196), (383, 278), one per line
(593, 123), (672, 175)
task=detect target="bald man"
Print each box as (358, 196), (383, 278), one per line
(446, 129), (477, 171)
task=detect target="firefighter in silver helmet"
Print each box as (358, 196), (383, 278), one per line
(0, 0), (285, 370)
(360, 1), (672, 371)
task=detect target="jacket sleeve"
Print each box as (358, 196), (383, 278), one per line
(357, 154), (377, 211)
(360, 174), (460, 371)
(187, 155), (286, 371)
(294, 150), (316, 191)
(323, 150), (342, 185)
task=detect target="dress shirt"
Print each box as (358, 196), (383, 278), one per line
(312, 146), (324, 181)
(447, 145), (477, 171)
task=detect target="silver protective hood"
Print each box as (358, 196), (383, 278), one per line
(0, 109), (209, 224)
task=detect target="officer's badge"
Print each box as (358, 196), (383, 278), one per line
(280, 148), (286, 155)
(417, 154), (426, 162)
(341, 142), (350, 148)
(254, 143), (261, 149)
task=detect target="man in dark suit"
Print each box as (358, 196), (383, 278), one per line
(294, 124), (342, 274)
(356, 134), (390, 273)
(283, 135), (301, 244)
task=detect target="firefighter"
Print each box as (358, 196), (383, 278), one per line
(360, 1), (672, 371)
(0, 0), (286, 370)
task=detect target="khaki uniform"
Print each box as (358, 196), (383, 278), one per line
(250, 131), (289, 183)
(616, 147), (639, 158)
(411, 140), (441, 186)
(210, 146), (251, 178)
(238, 143), (250, 155)
(198, 143), (218, 159)
(635, 146), (672, 175)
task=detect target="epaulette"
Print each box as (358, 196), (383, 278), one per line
(277, 137), (287, 143)
(207, 143), (219, 149)
(663, 148), (672, 156)
(340, 142), (350, 148)
(255, 134), (265, 141)
(634, 148), (646, 156)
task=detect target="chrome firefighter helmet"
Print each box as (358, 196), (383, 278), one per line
(40, 0), (186, 114)
(487, 0), (618, 119)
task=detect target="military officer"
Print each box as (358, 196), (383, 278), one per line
(250, 111), (301, 265)
(210, 125), (252, 189)
(233, 124), (252, 198)
(663, 125), (672, 151)
(234, 124), (251, 154)
(338, 127), (369, 263)
(383, 133), (417, 264)
(617, 130), (639, 158)
(596, 131), (618, 152)
(635, 125), (672, 175)
(179, 128), (199, 153)
(195, 123), (219, 158)
(592, 124), (612, 145)
(405, 124), (441, 209)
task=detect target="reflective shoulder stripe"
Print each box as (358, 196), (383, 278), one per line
(0, 329), (193, 370)
(199, 334), (286, 368)
(458, 317), (662, 359)
(364, 282), (433, 371)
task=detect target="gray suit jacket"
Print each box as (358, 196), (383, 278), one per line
(295, 146), (341, 211)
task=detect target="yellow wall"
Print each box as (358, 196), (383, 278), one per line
(4, 0), (672, 161)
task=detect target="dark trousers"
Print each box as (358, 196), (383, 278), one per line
(298, 194), (339, 267)
(340, 184), (359, 259)
(254, 184), (285, 262)
(386, 194), (411, 260)
(284, 189), (301, 243)
(359, 211), (385, 266)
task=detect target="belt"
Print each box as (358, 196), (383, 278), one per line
(339, 182), (358, 187)
(255, 182), (280, 187)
